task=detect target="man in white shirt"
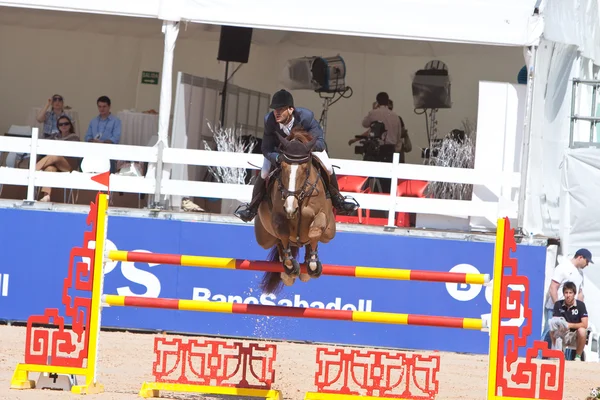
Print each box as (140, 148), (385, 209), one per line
(541, 248), (593, 347)
(350, 92), (402, 151)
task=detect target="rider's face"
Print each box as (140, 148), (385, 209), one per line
(274, 106), (293, 124)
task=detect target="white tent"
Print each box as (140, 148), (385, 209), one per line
(522, 0), (600, 335)
(3, 0), (600, 349)
(523, 0), (600, 235)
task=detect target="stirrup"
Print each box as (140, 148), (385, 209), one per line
(332, 195), (359, 215)
(234, 203), (257, 222)
(343, 195), (360, 210)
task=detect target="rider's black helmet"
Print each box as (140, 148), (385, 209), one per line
(270, 89), (294, 109)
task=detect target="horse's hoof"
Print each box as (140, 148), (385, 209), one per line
(280, 272), (295, 286)
(307, 260), (322, 278)
(299, 273), (311, 282)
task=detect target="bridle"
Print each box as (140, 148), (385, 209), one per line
(276, 151), (321, 205)
(273, 139), (322, 245)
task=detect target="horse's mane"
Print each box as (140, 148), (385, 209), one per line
(286, 126), (313, 144)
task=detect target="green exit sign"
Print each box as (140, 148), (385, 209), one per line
(141, 71), (159, 85)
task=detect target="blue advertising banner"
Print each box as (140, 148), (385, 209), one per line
(0, 207), (547, 355)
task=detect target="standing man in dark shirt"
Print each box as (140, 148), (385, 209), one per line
(548, 281), (588, 360)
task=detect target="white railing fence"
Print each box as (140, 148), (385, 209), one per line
(0, 129), (520, 229)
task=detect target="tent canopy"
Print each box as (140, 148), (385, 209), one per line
(181, 0), (542, 47)
(3, 0), (599, 63)
(0, 0), (542, 48)
(0, 6), (535, 58)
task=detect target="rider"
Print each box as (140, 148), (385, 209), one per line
(235, 89), (359, 222)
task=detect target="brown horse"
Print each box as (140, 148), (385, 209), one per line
(255, 127), (336, 294)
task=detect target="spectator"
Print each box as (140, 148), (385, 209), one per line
(36, 116), (80, 202)
(548, 281), (588, 360)
(541, 248), (592, 348)
(85, 96), (121, 144)
(36, 94), (69, 138)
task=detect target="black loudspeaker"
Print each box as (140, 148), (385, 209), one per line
(217, 26), (253, 64)
(412, 69), (451, 109)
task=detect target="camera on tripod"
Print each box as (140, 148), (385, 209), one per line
(353, 121), (394, 162)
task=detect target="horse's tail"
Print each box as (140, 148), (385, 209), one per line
(259, 245), (299, 294)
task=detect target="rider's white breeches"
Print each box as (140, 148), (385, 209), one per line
(261, 151), (333, 179)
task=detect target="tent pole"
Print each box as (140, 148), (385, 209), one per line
(153, 20), (180, 209)
(516, 45), (538, 233)
(220, 61), (229, 127)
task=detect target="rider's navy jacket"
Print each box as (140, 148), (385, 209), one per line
(262, 107), (325, 164)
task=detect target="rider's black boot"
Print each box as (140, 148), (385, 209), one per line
(234, 176), (266, 222)
(327, 170), (359, 215)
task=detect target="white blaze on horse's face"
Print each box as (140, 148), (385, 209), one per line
(285, 164), (299, 217)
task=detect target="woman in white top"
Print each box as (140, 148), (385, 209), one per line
(36, 116), (80, 202)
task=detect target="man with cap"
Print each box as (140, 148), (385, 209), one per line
(541, 248), (593, 348)
(235, 89), (359, 222)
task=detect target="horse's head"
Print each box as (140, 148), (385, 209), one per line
(275, 127), (318, 219)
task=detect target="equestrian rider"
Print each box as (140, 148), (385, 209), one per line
(235, 89), (359, 222)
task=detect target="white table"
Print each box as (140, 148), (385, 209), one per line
(27, 107), (81, 138)
(117, 111), (159, 146)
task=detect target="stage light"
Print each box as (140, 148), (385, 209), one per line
(280, 55), (347, 94)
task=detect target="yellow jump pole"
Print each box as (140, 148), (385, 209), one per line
(486, 217), (506, 400)
(9, 192), (109, 394)
(73, 192), (109, 394)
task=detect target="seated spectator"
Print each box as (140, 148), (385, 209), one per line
(85, 96), (121, 144)
(36, 94), (69, 138)
(548, 281), (588, 360)
(36, 116), (80, 202)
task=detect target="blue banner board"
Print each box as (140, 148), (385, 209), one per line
(0, 207), (547, 355)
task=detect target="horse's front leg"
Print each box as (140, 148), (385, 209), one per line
(305, 242), (323, 278)
(305, 212), (326, 278)
(298, 244), (312, 283)
(279, 237), (300, 278)
(276, 243), (296, 287)
(272, 213), (300, 280)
